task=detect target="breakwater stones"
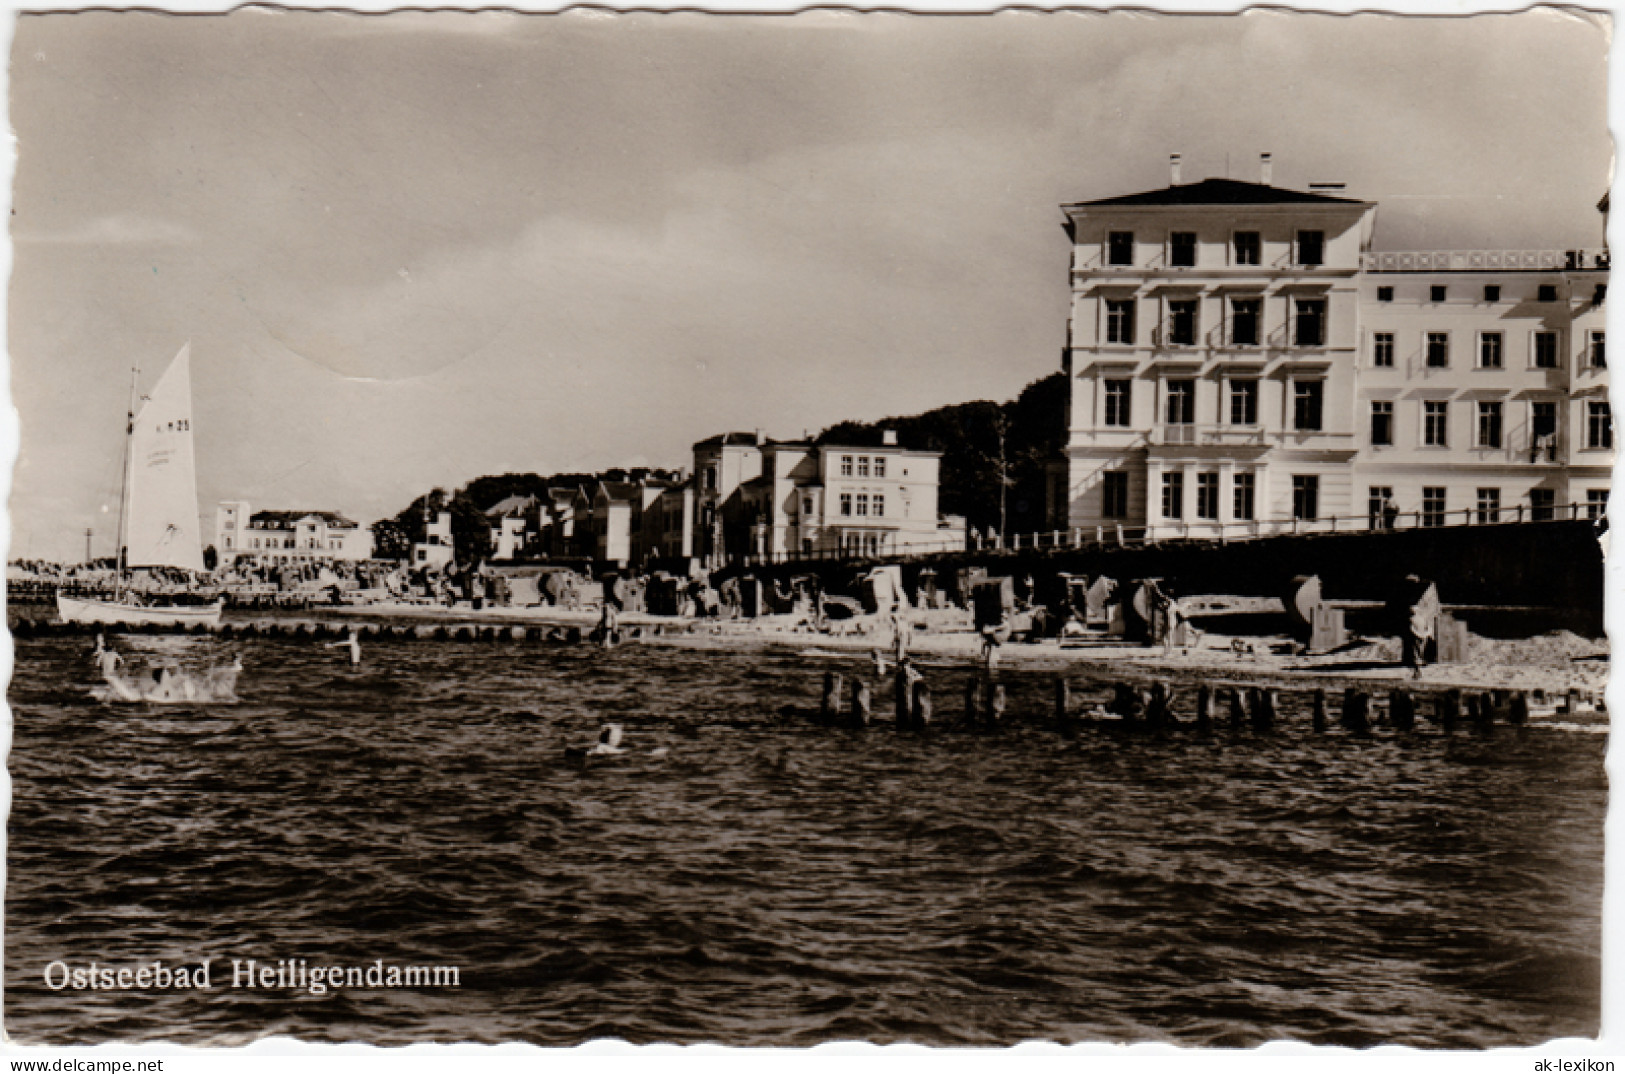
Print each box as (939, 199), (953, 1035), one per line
(19, 615), (622, 650)
(797, 666), (1550, 740)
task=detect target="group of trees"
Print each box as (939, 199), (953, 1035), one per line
(370, 373), (1068, 561)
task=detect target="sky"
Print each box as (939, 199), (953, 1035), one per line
(5, 6), (1612, 562)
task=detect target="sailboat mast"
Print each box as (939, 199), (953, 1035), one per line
(113, 365), (138, 601)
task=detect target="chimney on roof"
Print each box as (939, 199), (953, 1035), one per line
(1260, 153), (1273, 186)
(1170, 153), (1183, 186)
(882, 429), (898, 447)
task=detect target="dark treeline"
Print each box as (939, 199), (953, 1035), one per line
(373, 372), (1068, 558)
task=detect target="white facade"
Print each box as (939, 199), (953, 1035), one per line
(1056, 165), (1611, 537)
(411, 511), (455, 570)
(708, 434), (959, 561)
(216, 501), (373, 564)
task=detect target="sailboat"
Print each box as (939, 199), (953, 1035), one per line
(57, 344), (223, 627)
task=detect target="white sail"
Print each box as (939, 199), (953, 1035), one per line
(123, 344), (205, 572)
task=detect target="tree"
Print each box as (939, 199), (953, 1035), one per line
(370, 518), (411, 561)
(202, 545), (218, 571)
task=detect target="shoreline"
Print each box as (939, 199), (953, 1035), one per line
(318, 601), (1608, 698)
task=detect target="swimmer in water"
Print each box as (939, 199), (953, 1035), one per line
(94, 643), (124, 681)
(325, 627), (362, 666)
(589, 723), (627, 756)
(145, 666), (181, 703)
(206, 654), (244, 699)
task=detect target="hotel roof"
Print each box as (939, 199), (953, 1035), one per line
(1065, 177), (1366, 209)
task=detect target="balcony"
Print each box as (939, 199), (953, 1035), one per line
(1147, 424), (1270, 448)
(1362, 249), (1610, 272)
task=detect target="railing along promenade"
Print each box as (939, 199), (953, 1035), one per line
(738, 500), (1603, 567)
(1360, 248), (1610, 272)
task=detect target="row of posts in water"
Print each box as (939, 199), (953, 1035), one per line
(819, 669), (1535, 735)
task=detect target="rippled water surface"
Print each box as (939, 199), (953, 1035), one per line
(7, 631), (1606, 1046)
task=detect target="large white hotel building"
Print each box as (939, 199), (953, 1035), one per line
(1054, 156), (1611, 539)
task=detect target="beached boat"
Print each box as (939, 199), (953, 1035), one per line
(58, 344), (222, 628)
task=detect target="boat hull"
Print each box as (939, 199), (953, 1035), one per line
(57, 593), (223, 628)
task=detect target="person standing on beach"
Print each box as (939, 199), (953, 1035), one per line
(1393, 574), (1438, 679)
(889, 605), (911, 664)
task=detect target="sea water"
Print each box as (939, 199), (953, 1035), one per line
(5, 631), (1605, 1046)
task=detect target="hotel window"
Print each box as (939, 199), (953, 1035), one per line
(1228, 379), (1258, 425)
(1426, 332), (1450, 368)
(1532, 402), (1558, 459)
(1476, 401), (1503, 448)
(1424, 400), (1449, 446)
(1103, 379), (1132, 426)
(1373, 332), (1395, 367)
(1167, 299), (1198, 346)
(1587, 401), (1613, 449)
(1422, 487), (1447, 527)
(1230, 297), (1260, 347)
(1369, 486), (1395, 529)
(1105, 299), (1136, 345)
(1233, 231), (1260, 266)
(1594, 284), (1608, 306)
(1476, 488), (1501, 525)
(1161, 472), (1183, 520)
(1377, 286), (1394, 303)
(1538, 284), (1559, 303)
(840, 456), (852, 477)
(872, 494), (885, 517)
(1587, 489), (1610, 520)
(1107, 231), (1134, 266)
(802, 496), (814, 516)
(1293, 380), (1323, 431)
(874, 457), (886, 478)
(1293, 298), (1325, 347)
(1102, 471), (1129, 519)
(839, 493), (852, 516)
(1196, 472), (1219, 520)
(1166, 380), (1196, 425)
(1296, 230), (1324, 267)
(1590, 331), (1606, 368)
(1431, 285), (1447, 302)
(1292, 475), (1319, 520)
(1170, 232), (1197, 268)
(857, 456), (870, 477)
(1533, 331), (1560, 369)
(855, 494), (869, 517)
(706, 465), (718, 490)
(1531, 488), (1556, 522)
(1370, 400), (1394, 446)
(1232, 473), (1255, 521)
(1484, 284), (1501, 302)
(1479, 332), (1503, 369)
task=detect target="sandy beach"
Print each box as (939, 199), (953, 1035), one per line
(331, 601), (1610, 701)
